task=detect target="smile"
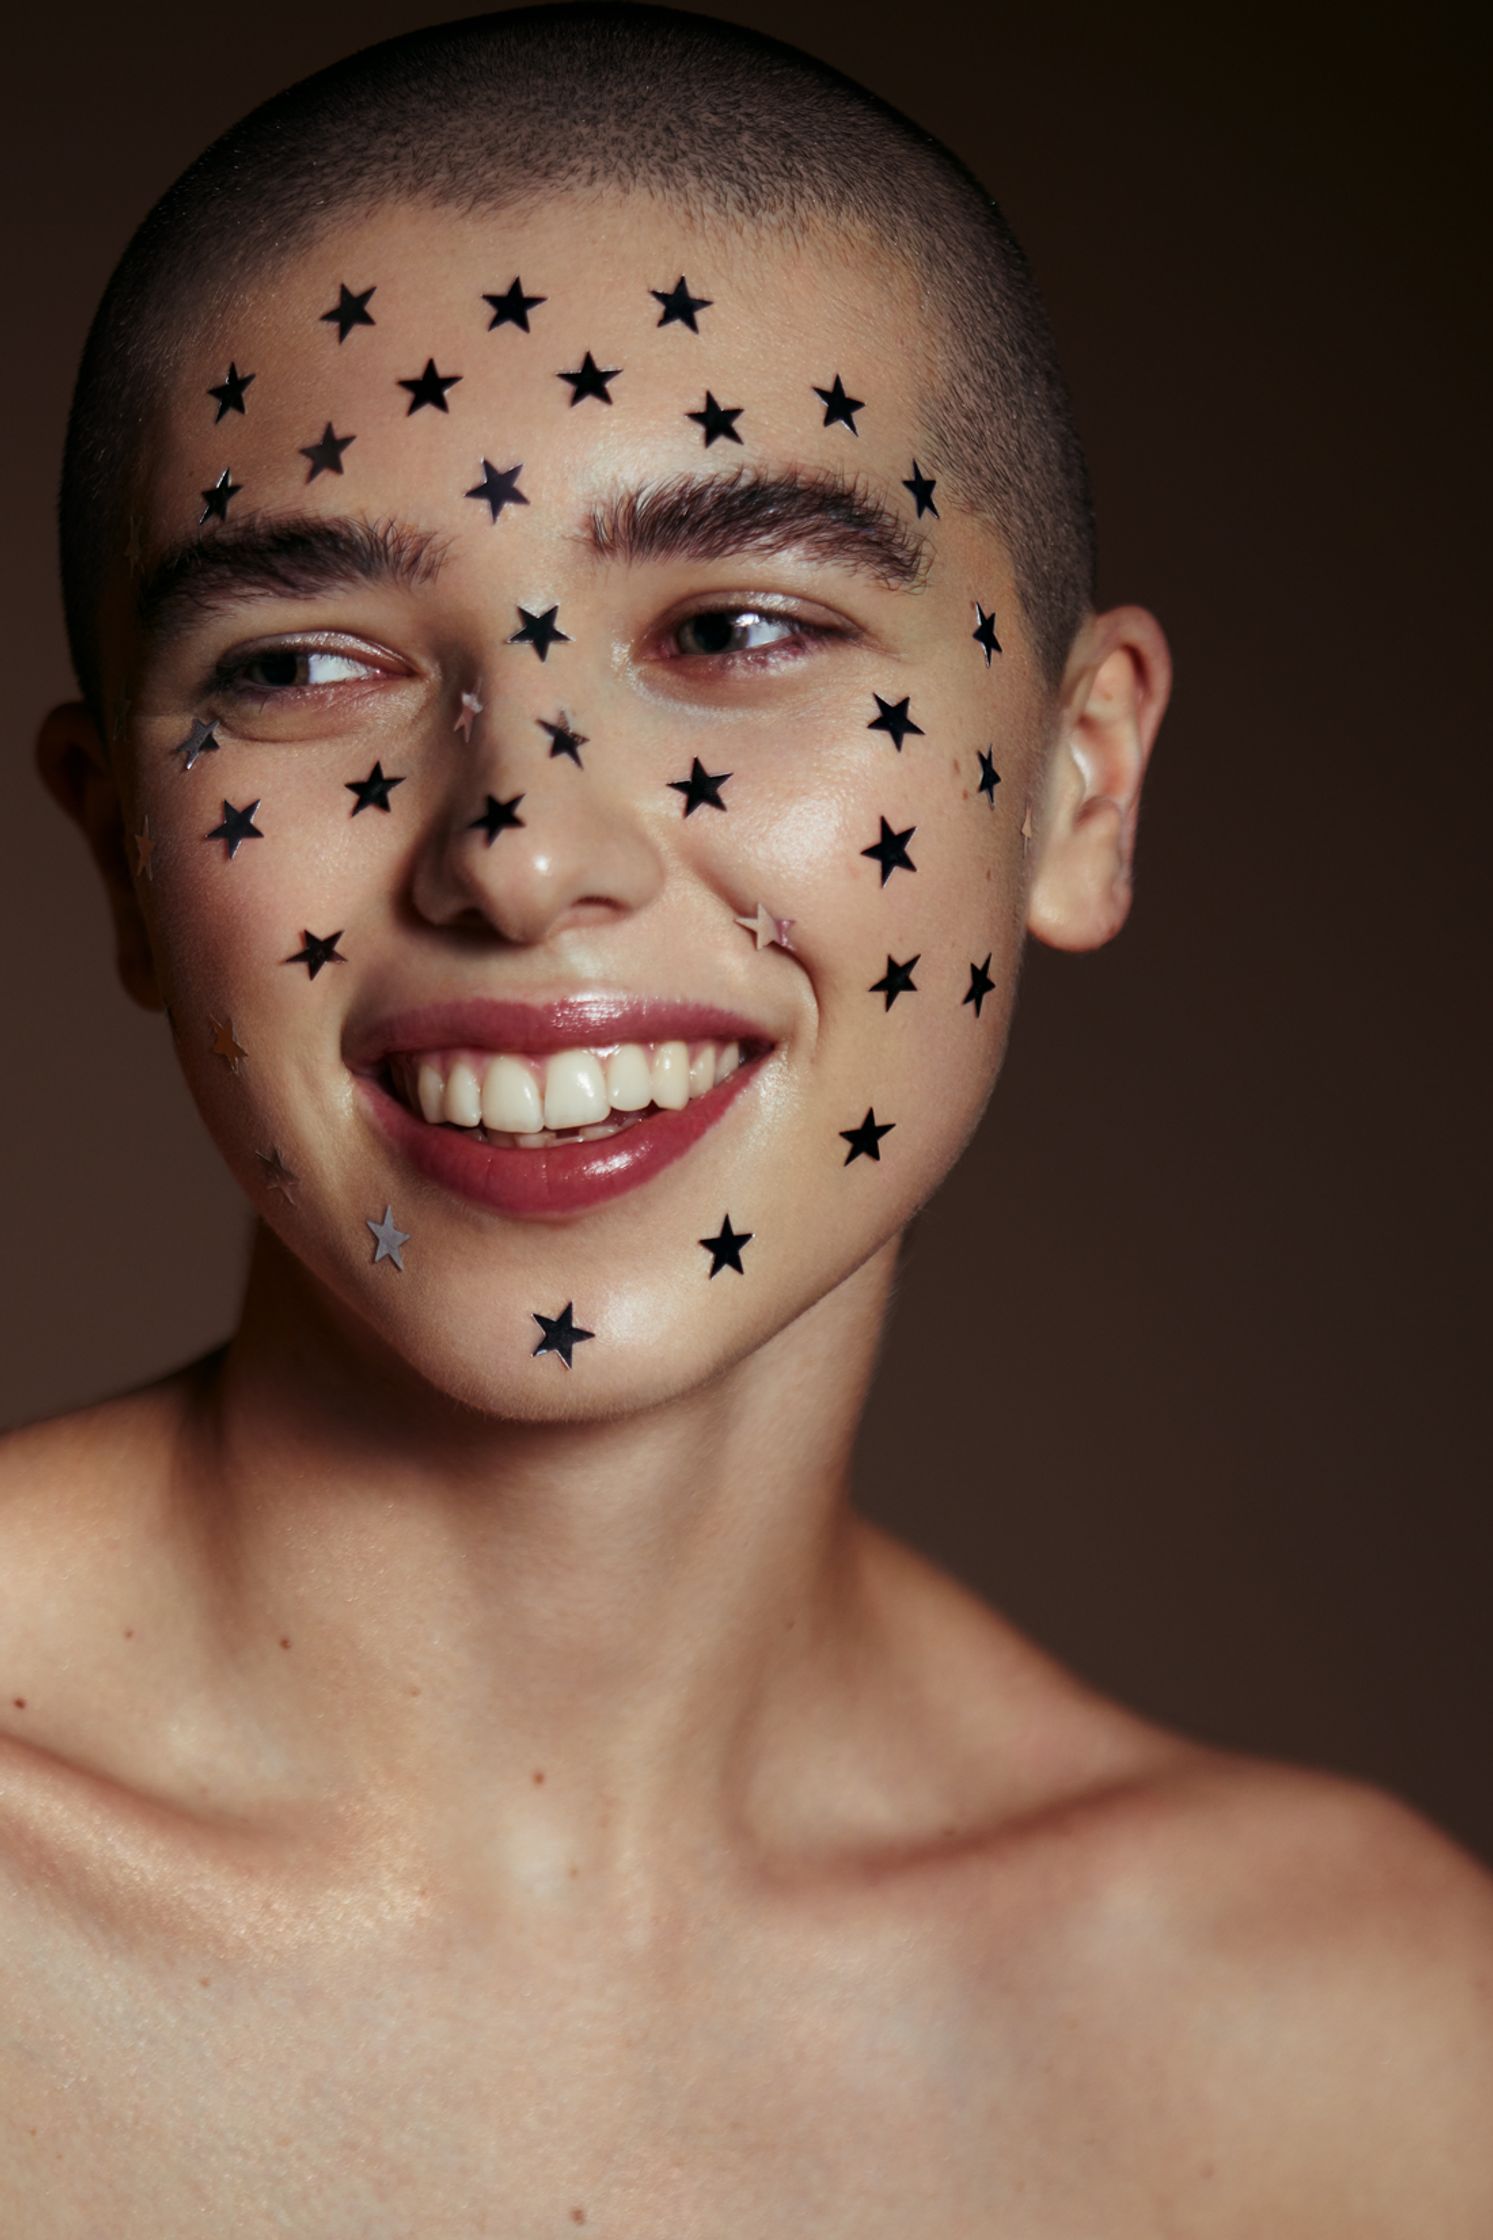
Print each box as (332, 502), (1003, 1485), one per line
(385, 1036), (750, 1146)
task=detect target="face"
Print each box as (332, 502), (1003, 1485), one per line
(94, 194), (1052, 1419)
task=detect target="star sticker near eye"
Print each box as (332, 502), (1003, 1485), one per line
(866, 693), (924, 751)
(963, 955), (996, 1017)
(483, 277), (546, 330)
(840, 1109), (895, 1164)
(345, 761), (405, 814)
(861, 817), (917, 884)
(972, 602), (1003, 662)
(256, 1145), (299, 1201)
(321, 283), (376, 342)
(557, 352), (620, 406)
(207, 362), (254, 421)
(532, 1301), (594, 1368)
(285, 929), (347, 978)
(132, 816), (155, 881)
(452, 687), (484, 742)
(734, 902), (795, 951)
(206, 799), (264, 858)
(902, 460), (938, 519)
(366, 1205), (410, 1270)
(813, 374), (864, 433)
(467, 792), (527, 843)
(538, 713), (588, 766)
(300, 423), (356, 480)
(199, 469), (242, 526)
(208, 1015), (248, 1070)
(170, 717), (220, 771)
(398, 358), (462, 414)
(686, 391), (744, 447)
(699, 1213), (752, 1276)
(977, 747), (1001, 806)
(869, 953), (919, 1008)
(465, 459), (528, 522)
(668, 759), (732, 815)
(651, 275), (712, 330)
(508, 605), (570, 660)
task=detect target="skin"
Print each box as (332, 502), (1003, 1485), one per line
(6, 192), (1491, 2235)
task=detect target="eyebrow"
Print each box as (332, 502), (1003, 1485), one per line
(583, 464), (930, 590)
(136, 516), (449, 646)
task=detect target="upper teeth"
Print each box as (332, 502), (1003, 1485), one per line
(389, 1038), (744, 1135)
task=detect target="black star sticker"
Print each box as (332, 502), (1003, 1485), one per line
(532, 1301), (594, 1369)
(866, 693), (924, 751)
(558, 351), (621, 406)
(300, 422), (356, 480)
(651, 275), (712, 330)
(869, 953), (920, 1008)
(465, 458), (528, 521)
(508, 605), (570, 660)
(699, 1213), (753, 1276)
(285, 929), (347, 978)
(537, 714), (588, 766)
(668, 758), (732, 815)
(686, 391), (744, 447)
(345, 761), (405, 814)
(199, 469), (242, 525)
(861, 817), (917, 884)
(483, 277), (546, 330)
(206, 798), (263, 858)
(207, 362), (254, 421)
(902, 460), (938, 518)
(977, 747), (1001, 806)
(964, 955), (996, 1017)
(467, 792), (527, 843)
(321, 283), (376, 342)
(398, 358), (461, 414)
(972, 602), (1003, 662)
(813, 374), (864, 433)
(840, 1109), (895, 1164)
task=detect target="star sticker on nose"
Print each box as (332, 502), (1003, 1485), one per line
(861, 817), (917, 884)
(866, 693), (924, 751)
(467, 792), (527, 843)
(977, 747), (1001, 806)
(285, 928), (346, 978)
(170, 717), (220, 771)
(454, 686), (484, 740)
(840, 1109), (894, 1164)
(964, 954), (996, 1017)
(483, 276), (546, 330)
(813, 374), (864, 433)
(869, 953), (919, 1007)
(972, 602), (1003, 662)
(398, 358), (461, 414)
(558, 351), (621, 406)
(466, 458), (528, 521)
(686, 391), (744, 447)
(208, 1015), (248, 1070)
(699, 1213), (752, 1276)
(508, 605), (570, 660)
(902, 460), (938, 518)
(321, 282), (376, 341)
(300, 422), (356, 480)
(256, 1146), (299, 1201)
(206, 798), (263, 858)
(345, 761), (405, 814)
(651, 275), (712, 329)
(132, 816), (155, 880)
(366, 1205), (410, 1270)
(207, 362), (254, 421)
(669, 758), (732, 815)
(199, 469), (242, 525)
(538, 713), (588, 766)
(734, 902), (795, 951)
(532, 1301), (594, 1368)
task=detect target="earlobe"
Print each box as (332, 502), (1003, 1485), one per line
(35, 699), (165, 1013)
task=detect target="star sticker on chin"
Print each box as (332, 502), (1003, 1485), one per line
(454, 686), (484, 741)
(508, 605), (570, 660)
(345, 761), (405, 814)
(972, 602), (1003, 662)
(207, 362), (254, 421)
(734, 901), (795, 951)
(869, 953), (919, 1008)
(813, 373), (864, 433)
(199, 469), (242, 525)
(170, 716), (220, 771)
(465, 458), (528, 522)
(132, 815), (155, 881)
(256, 1146), (299, 1202)
(699, 1213), (752, 1277)
(686, 391), (744, 447)
(206, 798), (263, 858)
(398, 358), (462, 414)
(532, 1301), (594, 1368)
(866, 693), (924, 751)
(300, 422), (356, 480)
(860, 816), (917, 884)
(207, 1015), (248, 1070)
(558, 351), (621, 406)
(964, 954), (996, 1017)
(366, 1205), (410, 1271)
(467, 792), (527, 844)
(977, 747), (1001, 806)
(538, 713), (588, 766)
(651, 275), (712, 330)
(285, 928), (347, 978)
(840, 1108), (895, 1164)
(483, 276), (546, 330)
(321, 282), (376, 341)
(901, 460), (938, 518)
(668, 758), (732, 815)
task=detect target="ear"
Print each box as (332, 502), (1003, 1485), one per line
(35, 700), (164, 1012)
(1026, 605), (1172, 953)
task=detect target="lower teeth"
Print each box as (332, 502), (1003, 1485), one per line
(468, 1108), (653, 1148)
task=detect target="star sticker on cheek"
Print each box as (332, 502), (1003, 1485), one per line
(861, 817), (917, 884)
(345, 761), (405, 814)
(972, 602), (1003, 662)
(199, 469), (243, 525)
(866, 693), (924, 750)
(686, 391), (744, 447)
(398, 358), (462, 414)
(207, 362), (254, 421)
(813, 374), (864, 433)
(366, 1205), (410, 1270)
(467, 792), (527, 843)
(454, 687), (484, 740)
(170, 717), (220, 771)
(734, 902), (795, 951)
(465, 459), (528, 521)
(699, 1214), (752, 1276)
(557, 351), (621, 406)
(840, 1109), (895, 1164)
(508, 605), (570, 660)
(537, 713), (588, 766)
(256, 1146), (299, 1201)
(964, 955), (996, 1017)
(300, 423), (356, 480)
(284, 929), (347, 978)
(869, 953), (919, 1007)
(132, 815), (155, 880)
(902, 460), (938, 518)
(208, 1016), (248, 1070)
(977, 747), (1001, 806)
(532, 1302), (594, 1368)
(668, 759), (732, 815)
(483, 277), (546, 330)
(651, 275), (712, 329)
(206, 799), (264, 858)
(321, 282), (376, 341)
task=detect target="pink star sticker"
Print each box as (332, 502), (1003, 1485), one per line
(734, 901), (795, 952)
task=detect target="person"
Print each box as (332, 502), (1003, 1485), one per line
(4, 5), (1490, 2230)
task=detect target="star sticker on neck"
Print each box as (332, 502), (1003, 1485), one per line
(256, 1145), (299, 1201)
(366, 1205), (410, 1270)
(669, 758), (732, 815)
(964, 954), (996, 1017)
(558, 351), (621, 406)
(977, 747), (1001, 806)
(467, 792), (527, 843)
(199, 469), (242, 525)
(813, 374), (864, 433)
(285, 929), (346, 978)
(686, 391), (744, 447)
(538, 713), (588, 766)
(869, 953), (919, 1007)
(207, 1016), (247, 1070)
(866, 693), (924, 751)
(132, 815), (155, 881)
(699, 1213), (752, 1276)
(902, 460), (938, 518)
(207, 362), (254, 421)
(321, 282), (376, 341)
(651, 275), (712, 330)
(345, 761), (405, 814)
(170, 717), (220, 771)
(466, 458), (528, 522)
(861, 817), (917, 884)
(532, 1301), (594, 1368)
(508, 605), (570, 660)
(972, 602), (1003, 662)
(206, 798), (263, 858)
(300, 422), (356, 480)
(483, 277), (546, 330)
(734, 902), (795, 951)
(840, 1109), (894, 1164)
(454, 686), (484, 741)
(398, 359), (461, 415)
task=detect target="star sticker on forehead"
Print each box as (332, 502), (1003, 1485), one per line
(345, 761), (405, 814)
(558, 351), (621, 406)
(208, 1015), (248, 1070)
(508, 605), (570, 660)
(199, 469), (242, 525)
(454, 686), (484, 741)
(866, 693), (924, 751)
(651, 275), (712, 330)
(483, 277), (546, 330)
(669, 758), (732, 816)
(207, 362), (254, 421)
(285, 928), (346, 978)
(366, 1205), (410, 1270)
(861, 816), (917, 884)
(840, 1108), (895, 1164)
(532, 1301), (594, 1368)
(399, 358), (462, 414)
(972, 602), (1003, 662)
(300, 422), (356, 480)
(206, 798), (264, 858)
(256, 1145), (299, 1202)
(538, 713), (588, 766)
(964, 954), (996, 1017)
(734, 902), (795, 951)
(699, 1213), (752, 1276)
(869, 953), (919, 1008)
(686, 391), (744, 447)
(321, 282), (376, 342)
(977, 747), (1001, 806)
(170, 717), (220, 771)
(132, 815), (155, 881)
(813, 374), (864, 433)
(901, 460), (938, 519)
(466, 458), (528, 522)
(467, 791), (527, 844)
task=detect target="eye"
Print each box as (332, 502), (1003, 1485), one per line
(669, 606), (833, 660)
(213, 645), (385, 693)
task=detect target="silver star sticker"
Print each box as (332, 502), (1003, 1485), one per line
(366, 1205), (410, 1270)
(454, 686), (484, 742)
(133, 815), (155, 881)
(256, 1146), (299, 1202)
(171, 717), (221, 772)
(733, 901), (796, 952)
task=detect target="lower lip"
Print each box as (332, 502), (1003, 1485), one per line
(355, 1057), (765, 1218)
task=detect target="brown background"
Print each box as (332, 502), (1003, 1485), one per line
(5, 4), (1488, 1859)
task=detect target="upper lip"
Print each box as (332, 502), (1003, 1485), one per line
(346, 994), (778, 1069)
